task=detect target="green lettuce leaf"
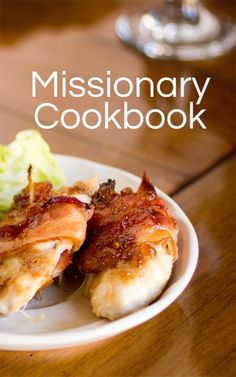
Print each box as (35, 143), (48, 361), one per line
(0, 130), (65, 218)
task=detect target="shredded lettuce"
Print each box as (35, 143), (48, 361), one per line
(0, 130), (65, 218)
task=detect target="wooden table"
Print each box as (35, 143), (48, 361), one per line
(0, 1), (235, 376)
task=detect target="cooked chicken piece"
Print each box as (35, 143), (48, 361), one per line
(77, 174), (178, 320)
(0, 176), (94, 316)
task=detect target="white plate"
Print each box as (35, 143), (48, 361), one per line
(0, 154), (198, 351)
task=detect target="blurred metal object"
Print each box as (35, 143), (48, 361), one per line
(115, 0), (236, 60)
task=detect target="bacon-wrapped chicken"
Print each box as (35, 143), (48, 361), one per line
(0, 173), (94, 316)
(77, 174), (178, 320)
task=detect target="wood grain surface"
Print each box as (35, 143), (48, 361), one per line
(0, 1), (235, 376)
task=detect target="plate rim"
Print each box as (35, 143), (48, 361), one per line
(0, 154), (199, 351)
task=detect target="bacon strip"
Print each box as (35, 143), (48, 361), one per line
(77, 174), (177, 274)
(43, 196), (87, 209)
(0, 182), (93, 254)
